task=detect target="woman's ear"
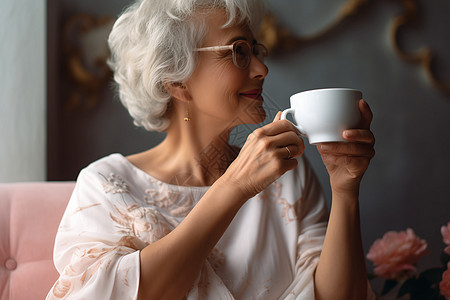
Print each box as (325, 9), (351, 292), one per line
(164, 82), (192, 103)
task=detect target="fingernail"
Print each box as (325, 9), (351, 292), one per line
(320, 144), (331, 151)
(273, 111), (281, 122)
(344, 130), (353, 138)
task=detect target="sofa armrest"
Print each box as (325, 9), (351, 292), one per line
(0, 182), (75, 300)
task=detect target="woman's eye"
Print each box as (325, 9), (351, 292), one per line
(235, 45), (248, 56)
(217, 50), (233, 59)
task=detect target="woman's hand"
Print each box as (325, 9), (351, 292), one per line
(222, 112), (305, 200)
(316, 99), (375, 196)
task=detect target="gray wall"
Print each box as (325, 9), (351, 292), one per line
(49, 0), (450, 276)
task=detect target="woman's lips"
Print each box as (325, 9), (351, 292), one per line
(240, 89), (263, 100)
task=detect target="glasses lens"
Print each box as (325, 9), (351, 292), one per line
(254, 44), (268, 62)
(233, 41), (251, 69)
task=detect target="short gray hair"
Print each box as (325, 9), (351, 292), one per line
(107, 0), (266, 132)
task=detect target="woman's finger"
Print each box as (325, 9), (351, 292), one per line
(273, 111), (282, 122)
(254, 119), (301, 138)
(320, 153), (371, 171)
(358, 99), (373, 129)
(278, 144), (304, 159)
(318, 142), (375, 158)
(343, 129), (375, 145)
(272, 130), (304, 146)
(250, 130), (304, 155)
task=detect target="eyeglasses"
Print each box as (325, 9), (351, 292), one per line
(195, 40), (268, 69)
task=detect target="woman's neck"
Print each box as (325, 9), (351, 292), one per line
(128, 116), (239, 187)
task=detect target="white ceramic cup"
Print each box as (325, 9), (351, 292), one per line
(281, 88), (362, 144)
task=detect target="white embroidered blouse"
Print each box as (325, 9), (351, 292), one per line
(46, 153), (331, 299)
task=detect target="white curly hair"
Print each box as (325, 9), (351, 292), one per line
(107, 0), (266, 132)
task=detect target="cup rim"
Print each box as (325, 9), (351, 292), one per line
(292, 87), (361, 97)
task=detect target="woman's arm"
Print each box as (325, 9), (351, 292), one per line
(138, 179), (245, 300)
(314, 100), (375, 300)
(314, 190), (368, 300)
(138, 115), (305, 300)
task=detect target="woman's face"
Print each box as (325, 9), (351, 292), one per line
(185, 9), (269, 129)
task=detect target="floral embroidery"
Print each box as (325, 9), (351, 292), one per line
(278, 198), (298, 224)
(52, 277), (71, 298)
(144, 182), (195, 218)
(115, 235), (146, 250)
(261, 278), (272, 296)
(73, 203), (102, 214)
(259, 181), (299, 224)
(194, 265), (213, 299)
(122, 267), (130, 287)
(100, 173), (129, 194)
(53, 243), (134, 299)
(51, 247), (116, 299)
(110, 203), (174, 244)
(208, 247), (225, 271)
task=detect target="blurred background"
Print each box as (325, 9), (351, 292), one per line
(1, 0), (449, 284)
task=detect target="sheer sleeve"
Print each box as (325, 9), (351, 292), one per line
(277, 157), (328, 299)
(46, 168), (143, 300)
(279, 157), (375, 299)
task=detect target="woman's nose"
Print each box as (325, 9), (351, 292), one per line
(248, 55), (269, 80)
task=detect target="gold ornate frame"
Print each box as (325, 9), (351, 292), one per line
(62, 14), (114, 111)
(258, 0), (450, 95)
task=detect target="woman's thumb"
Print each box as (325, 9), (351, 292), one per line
(273, 111), (282, 122)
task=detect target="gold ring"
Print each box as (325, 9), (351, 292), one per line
(285, 146), (292, 159)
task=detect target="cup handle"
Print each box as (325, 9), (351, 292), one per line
(280, 108), (307, 137)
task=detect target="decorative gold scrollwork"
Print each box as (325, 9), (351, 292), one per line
(258, 0), (369, 53)
(62, 14), (114, 111)
(390, 0), (450, 94)
(258, 0), (450, 95)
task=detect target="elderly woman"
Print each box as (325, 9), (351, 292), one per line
(47, 0), (375, 299)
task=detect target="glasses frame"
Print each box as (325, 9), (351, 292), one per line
(195, 40), (268, 69)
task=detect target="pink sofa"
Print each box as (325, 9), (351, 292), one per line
(0, 182), (75, 300)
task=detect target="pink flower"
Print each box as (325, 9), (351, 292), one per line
(442, 222), (450, 255)
(366, 228), (429, 280)
(440, 263), (450, 300)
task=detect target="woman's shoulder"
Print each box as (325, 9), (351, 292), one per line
(76, 153), (137, 183)
(81, 153), (131, 172)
